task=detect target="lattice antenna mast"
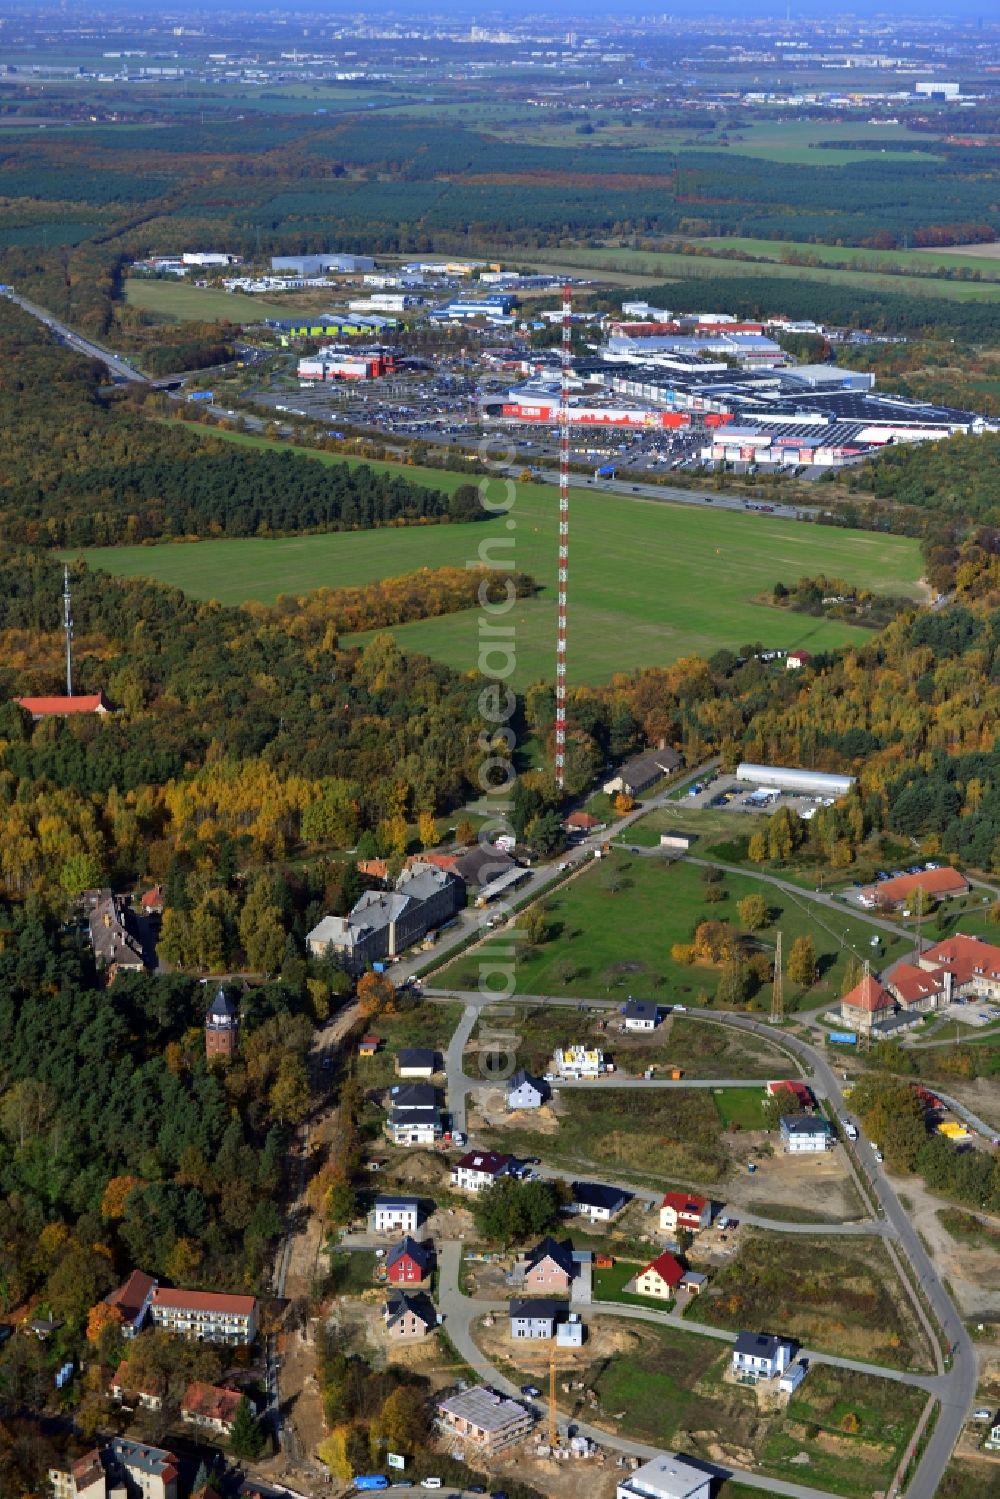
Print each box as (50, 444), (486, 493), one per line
(771, 930), (783, 1022)
(62, 565), (74, 697)
(554, 283), (572, 791)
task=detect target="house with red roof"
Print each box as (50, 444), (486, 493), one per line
(14, 691), (113, 719)
(839, 973), (897, 1034)
(181, 1381), (246, 1435)
(565, 811), (600, 832)
(659, 1191), (711, 1235)
(859, 867), (968, 912)
(105, 1269), (157, 1338)
(766, 1080), (815, 1110)
(634, 1251), (685, 1301)
(109, 1358), (164, 1411)
(886, 962), (947, 1012)
(918, 933), (1000, 1001)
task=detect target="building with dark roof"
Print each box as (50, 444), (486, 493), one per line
(105, 1269), (157, 1338)
(603, 747), (682, 797)
(569, 1181), (631, 1221)
(205, 986), (238, 1061)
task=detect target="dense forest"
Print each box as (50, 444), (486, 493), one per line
(0, 301), (464, 545)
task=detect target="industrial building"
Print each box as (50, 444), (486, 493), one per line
(735, 763), (856, 798)
(271, 253), (375, 274)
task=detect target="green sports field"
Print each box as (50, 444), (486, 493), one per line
(70, 432), (923, 689)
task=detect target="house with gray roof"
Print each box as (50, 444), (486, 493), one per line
(306, 861), (463, 972)
(603, 746), (682, 798)
(506, 1069), (548, 1110)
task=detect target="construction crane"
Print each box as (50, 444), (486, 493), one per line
(548, 1344), (558, 1449)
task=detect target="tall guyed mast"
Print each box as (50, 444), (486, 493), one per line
(63, 564), (74, 696)
(554, 283), (572, 791)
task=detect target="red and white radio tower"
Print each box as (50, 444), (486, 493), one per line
(554, 283), (572, 791)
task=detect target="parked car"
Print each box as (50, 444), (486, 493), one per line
(420, 1481), (442, 1490)
(521, 1384), (542, 1397)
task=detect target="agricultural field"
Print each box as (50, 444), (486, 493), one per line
(687, 1231), (933, 1371)
(699, 234), (1000, 279)
(436, 851), (912, 1007)
(528, 244), (1000, 304)
(72, 432), (923, 690)
(576, 1321), (924, 1498)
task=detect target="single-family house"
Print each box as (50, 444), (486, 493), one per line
(603, 746), (682, 798)
(386, 1236), (433, 1285)
(451, 1150), (513, 1194)
(780, 1115), (834, 1153)
(180, 1382), (245, 1436)
(149, 1288), (257, 1344)
(386, 1082), (442, 1146)
(109, 1438), (179, 1499)
(623, 998), (662, 1032)
(680, 1270), (707, 1296)
(731, 1332), (794, 1382)
(358, 1035), (381, 1058)
(566, 810), (600, 834)
(985, 1414), (1000, 1451)
(509, 1298), (564, 1339)
(384, 1291), (437, 1339)
(556, 1313), (584, 1347)
(524, 1236), (574, 1294)
(634, 1251), (685, 1301)
(109, 1359), (164, 1411)
(507, 1069), (548, 1110)
(615, 1452), (711, 1499)
(396, 1047), (437, 1078)
(568, 1181), (631, 1222)
(373, 1196), (421, 1234)
(785, 651), (812, 671)
(105, 1269), (157, 1338)
(88, 889), (146, 980)
(140, 886), (164, 916)
(765, 1079), (814, 1110)
(437, 1386), (535, 1455)
(659, 1192), (711, 1235)
(48, 1450), (107, 1499)
(554, 1044), (605, 1079)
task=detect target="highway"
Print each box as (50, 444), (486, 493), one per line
(3, 287), (149, 383)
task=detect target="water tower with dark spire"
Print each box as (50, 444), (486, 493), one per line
(205, 984), (239, 1062)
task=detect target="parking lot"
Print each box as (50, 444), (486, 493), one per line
(681, 773), (836, 822)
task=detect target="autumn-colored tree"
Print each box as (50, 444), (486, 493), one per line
(306, 976), (331, 1021)
(318, 1425), (358, 1482)
(736, 894), (768, 932)
(787, 935), (817, 987)
(613, 792), (635, 815)
(268, 1053), (311, 1126)
(747, 830), (768, 864)
(357, 970), (396, 1019)
(455, 819), (476, 846)
(101, 1174), (143, 1220)
(417, 810), (438, 848)
(87, 1301), (124, 1346)
(375, 1384), (428, 1453)
(164, 1237), (203, 1285)
(671, 942), (695, 965)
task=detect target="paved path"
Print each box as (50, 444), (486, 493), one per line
(436, 1241), (940, 1499)
(4, 287), (149, 383)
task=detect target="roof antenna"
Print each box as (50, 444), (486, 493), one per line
(63, 565), (74, 697)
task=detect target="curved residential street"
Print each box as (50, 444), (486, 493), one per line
(431, 990), (977, 1499)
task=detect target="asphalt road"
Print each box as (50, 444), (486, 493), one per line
(3, 288), (149, 383)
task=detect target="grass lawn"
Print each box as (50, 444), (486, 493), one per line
(583, 1320), (922, 1497)
(327, 1249), (378, 1296)
(592, 1258), (674, 1308)
(687, 1231), (932, 1372)
(69, 429), (922, 690)
(936, 1208), (1000, 1251)
(699, 233), (1000, 279)
(761, 1364), (927, 1498)
(712, 1086), (768, 1128)
(124, 276), (327, 324)
(484, 1086), (733, 1186)
(437, 852), (912, 1009)
(474, 1004), (793, 1080)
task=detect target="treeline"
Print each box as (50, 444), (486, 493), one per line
(0, 300), (461, 545)
(244, 563), (538, 640)
(851, 1076), (1000, 1212)
(851, 433), (1000, 527)
(771, 574), (911, 630)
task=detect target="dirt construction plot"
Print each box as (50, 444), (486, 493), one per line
(721, 1133), (865, 1220)
(472, 1307), (638, 1378)
(468, 1086), (563, 1136)
(886, 1169), (1000, 1319)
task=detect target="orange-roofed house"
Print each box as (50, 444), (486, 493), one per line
(14, 691), (113, 719)
(150, 1287), (257, 1344)
(634, 1251), (685, 1302)
(840, 973), (896, 1034)
(181, 1381), (246, 1435)
(918, 933), (1000, 1002)
(886, 963), (947, 1014)
(109, 1358), (164, 1410)
(766, 1080), (815, 1109)
(859, 867), (968, 912)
